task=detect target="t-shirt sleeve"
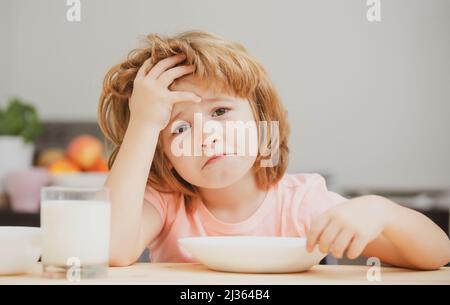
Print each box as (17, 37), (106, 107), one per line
(298, 174), (348, 231)
(143, 184), (168, 223)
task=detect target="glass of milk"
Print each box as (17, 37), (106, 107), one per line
(40, 186), (110, 279)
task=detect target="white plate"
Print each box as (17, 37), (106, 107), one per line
(0, 226), (41, 275)
(178, 236), (326, 273)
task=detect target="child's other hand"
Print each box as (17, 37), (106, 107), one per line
(306, 196), (395, 259)
(129, 54), (201, 129)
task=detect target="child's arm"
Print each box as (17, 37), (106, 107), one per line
(306, 195), (450, 270)
(105, 54), (200, 266)
(106, 119), (162, 267)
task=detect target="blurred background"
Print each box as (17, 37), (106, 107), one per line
(0, 0), (449, 264)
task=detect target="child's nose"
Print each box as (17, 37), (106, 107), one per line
(201, 137), (219, 153)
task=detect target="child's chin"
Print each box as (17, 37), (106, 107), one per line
(199, 172), (239, 189)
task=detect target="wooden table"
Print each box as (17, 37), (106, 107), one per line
(1, 263), (449, 285)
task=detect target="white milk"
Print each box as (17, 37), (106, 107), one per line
(41, 200), (110, 267)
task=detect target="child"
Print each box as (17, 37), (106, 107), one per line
(98, 30), (450, 269)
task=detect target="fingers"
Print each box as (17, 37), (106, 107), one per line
(306, 213), (331, 252)
(318, 221), (342, 254)
(330, 229), (355, 259)
(347, 233), (368, 259)
(158, 65), (196, 87)
(170, 91), (202, 104)
(147, 54), (187, 80)
(136, 58), (153, 79)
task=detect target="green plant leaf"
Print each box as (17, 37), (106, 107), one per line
(0, 97), (43, 142)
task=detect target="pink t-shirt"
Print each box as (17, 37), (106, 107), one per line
(144, 173), (348, 263)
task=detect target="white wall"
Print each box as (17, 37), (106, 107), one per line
(0, 0), (14, 102)
(1, 0), (449, 190)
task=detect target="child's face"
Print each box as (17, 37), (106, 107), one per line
(160, 77), (258, 189)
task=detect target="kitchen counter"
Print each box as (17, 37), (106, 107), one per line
(1, 263), (449, 285)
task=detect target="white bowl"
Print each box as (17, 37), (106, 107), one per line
(178, 236), (326, 273)
(0, 227), (41, 275)
(51, 172), (107, 188)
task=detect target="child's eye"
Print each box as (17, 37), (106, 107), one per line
(171, 122), (191, 135)
(211, 107), (230, 117)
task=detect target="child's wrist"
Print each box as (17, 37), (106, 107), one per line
(376, 196), (401, 235)
(129, 115), (164, 131)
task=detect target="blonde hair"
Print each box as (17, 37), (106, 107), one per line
(98, 30), (290, 203)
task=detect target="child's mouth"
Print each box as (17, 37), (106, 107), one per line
(202, 153), (235, 169)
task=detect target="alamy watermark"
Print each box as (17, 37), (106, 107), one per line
(366, 0), (381, 22)
(169, 113), (280, 168)
(65, 1), (380, 24)
(66, 256), (81, 282)
(66, 0), (81, 22)
(366, 257), (382, 282)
